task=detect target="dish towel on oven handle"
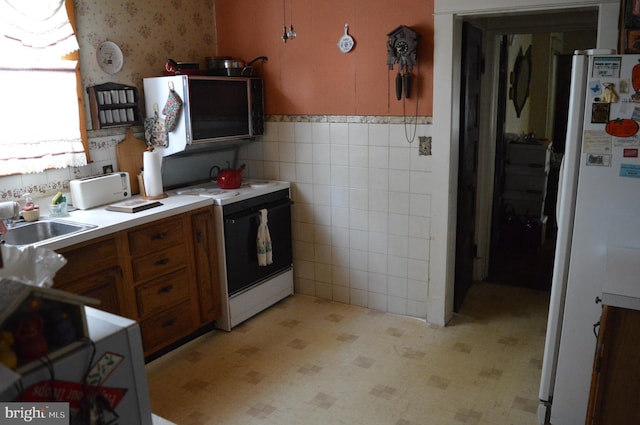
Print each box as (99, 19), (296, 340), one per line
(257, 208), (273, 266)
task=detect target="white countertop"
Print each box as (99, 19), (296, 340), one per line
(11, 179), (290, 251)
(27, 192), (213, 251)
(602, 292), (640, 311)
(152, 414), (176, 425)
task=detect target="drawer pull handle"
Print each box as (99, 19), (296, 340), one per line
(158, 284), (173, 294)
(154, 258), (170, 267)
(161, 319), (177, 328)
(151, 232), (168, 241)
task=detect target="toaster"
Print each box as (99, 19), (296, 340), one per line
(70, 172), (131, 210)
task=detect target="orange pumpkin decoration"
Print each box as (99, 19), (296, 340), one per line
(605, 118), (639, 137)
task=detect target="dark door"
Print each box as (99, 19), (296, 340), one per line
(454, 22), (483, 311)
(551, 54), (573, 155)
(488, 35), (510, 280)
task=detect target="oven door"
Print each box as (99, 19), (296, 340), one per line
(223, 197), (293, 296)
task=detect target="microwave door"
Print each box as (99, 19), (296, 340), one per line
(189, 78), (251, 141)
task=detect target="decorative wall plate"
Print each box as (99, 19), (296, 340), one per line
(97, 41), (124, 74)
(337, 24), (354, 53)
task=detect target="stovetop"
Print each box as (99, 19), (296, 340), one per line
(175, 179), (290, 205)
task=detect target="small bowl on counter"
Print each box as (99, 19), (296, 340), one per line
(21, 208), (40, 222)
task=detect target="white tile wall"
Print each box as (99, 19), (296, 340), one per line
(1, 117), (434, 321)
(239, 117), (433, 319)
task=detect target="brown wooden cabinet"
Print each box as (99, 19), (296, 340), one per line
(126, 213), (197, 355)
(53, 206), (221, 357)
(586, 304), (640, 424)
(54, 234), (125, 316)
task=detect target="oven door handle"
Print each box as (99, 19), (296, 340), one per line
(224, 199), (293, 224)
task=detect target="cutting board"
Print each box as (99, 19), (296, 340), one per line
(116, 129), (147, 195)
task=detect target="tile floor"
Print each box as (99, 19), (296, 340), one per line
(146, 282), (550, 425)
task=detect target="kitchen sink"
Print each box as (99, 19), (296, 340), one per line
(3, 219), (96, 247)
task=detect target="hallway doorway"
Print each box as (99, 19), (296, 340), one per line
(457, 11), (599, 301)
(430, 0), (619, 326)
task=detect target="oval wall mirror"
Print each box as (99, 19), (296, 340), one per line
(512, 45), (532, 118)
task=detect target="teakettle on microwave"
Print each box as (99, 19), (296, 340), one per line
(143, 75), (264, 156)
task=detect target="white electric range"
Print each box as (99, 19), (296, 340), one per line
(176, 179), (293, 331)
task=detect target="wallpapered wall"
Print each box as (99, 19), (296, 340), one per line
(0, 0), (218, 201)
(75, 0), (216, 130)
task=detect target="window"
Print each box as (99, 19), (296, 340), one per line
(0, 0), (89, 176)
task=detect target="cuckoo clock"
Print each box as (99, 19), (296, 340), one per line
(387, 25), (421, 99)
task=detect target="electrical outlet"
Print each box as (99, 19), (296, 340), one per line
(419, 136), (432, 156)
(103, 164), (114, 174)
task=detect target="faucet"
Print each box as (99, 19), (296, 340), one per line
(0, 200), (20, 220)
(0, 201), (19, 267)
(0, 201), (20, 238)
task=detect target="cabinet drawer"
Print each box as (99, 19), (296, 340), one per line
(506, 141), (551, 168)
(128, 217), (184, 256)
(131, 244), (187, 282)
(505, 167), (548, 194)
(56, 237), (119, 283)
(140, 302), (194, 353)
(135, 269), (190, 317)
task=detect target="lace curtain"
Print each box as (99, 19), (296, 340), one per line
(0, 0), (86, 176)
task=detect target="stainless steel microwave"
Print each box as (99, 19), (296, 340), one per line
(143, 75), (264, 156)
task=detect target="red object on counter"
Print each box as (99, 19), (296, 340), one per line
(209, 164), (245, 189)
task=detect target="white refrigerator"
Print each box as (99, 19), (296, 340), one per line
(538, 50), (640, 424)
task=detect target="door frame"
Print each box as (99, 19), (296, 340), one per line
(429, 0), (619, 326)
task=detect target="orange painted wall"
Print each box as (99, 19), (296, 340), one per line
(215, 0), (434, 116)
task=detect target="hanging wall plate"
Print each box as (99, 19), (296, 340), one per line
(337, 24), (354, 53)
(97, 41), (124, 74)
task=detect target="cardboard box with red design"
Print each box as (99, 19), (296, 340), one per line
(0, 304), (153, 425)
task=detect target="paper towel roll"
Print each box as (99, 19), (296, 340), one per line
(143, 151), (163, 197)
(0, 201), (20, 220)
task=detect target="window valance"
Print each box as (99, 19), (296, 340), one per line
(0, 0), (78, 58)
